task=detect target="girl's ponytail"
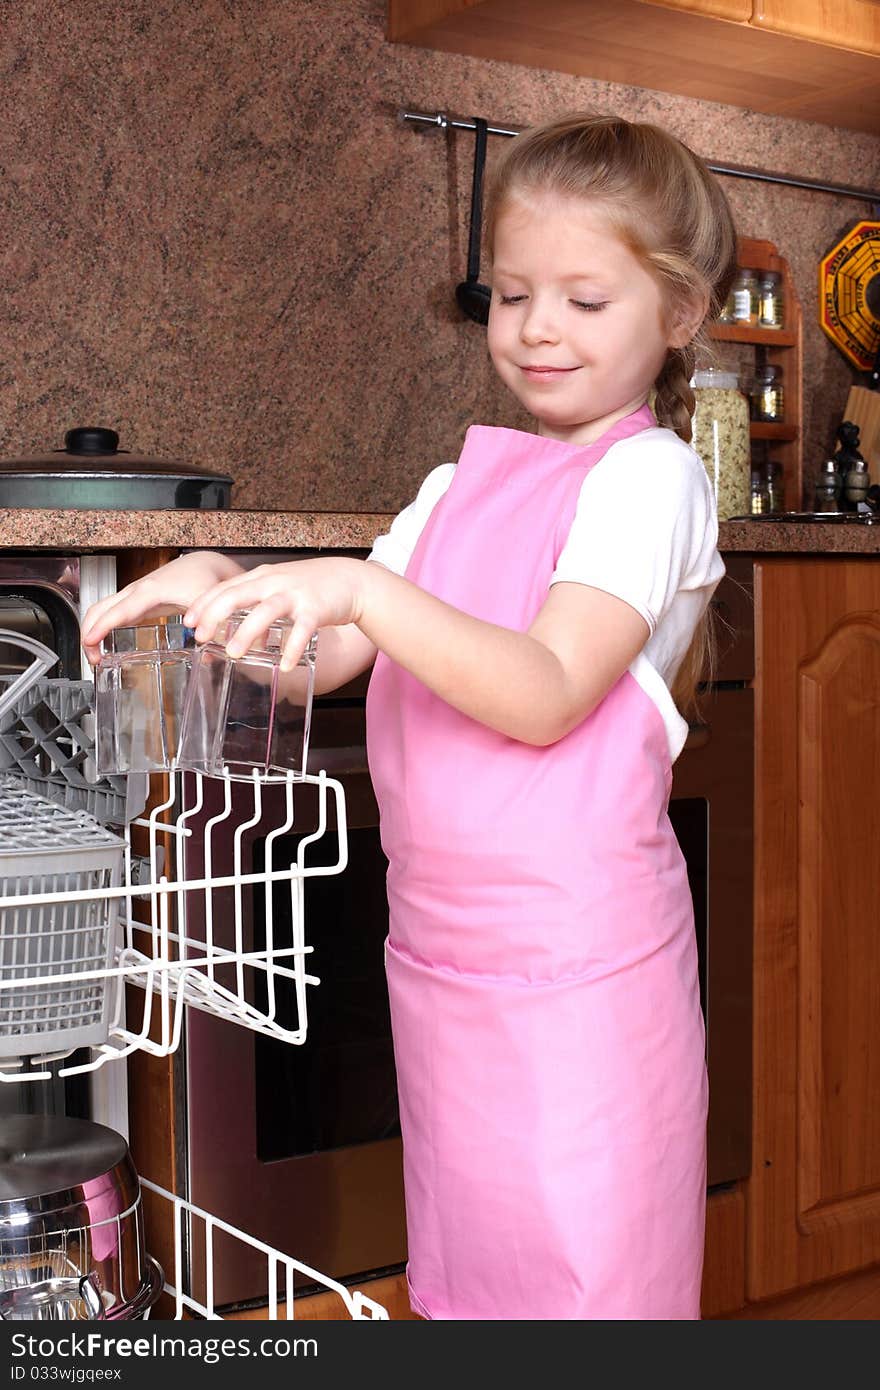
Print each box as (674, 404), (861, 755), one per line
(652, 346), (696, 444)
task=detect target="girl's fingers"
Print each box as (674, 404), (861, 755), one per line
(224, 592), (293, 658)
(280, 619), (317, 673)
(184, 571), (271, 635)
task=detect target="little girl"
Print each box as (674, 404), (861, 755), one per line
(82, 112), (738, 1321)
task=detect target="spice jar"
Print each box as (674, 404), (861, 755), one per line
(691, 368), (751, 519)
(731, 268), (759, 326)
(758, 271), (784, 329)
(764, 458), (784, 513)
(718, 285), (737, 324)
(750, 468), (769, 515)
(749, 363), (784, 422)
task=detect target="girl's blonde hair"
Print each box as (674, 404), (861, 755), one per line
(484, 112), (739, 714)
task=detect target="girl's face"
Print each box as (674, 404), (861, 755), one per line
(487, 192), (683, 446)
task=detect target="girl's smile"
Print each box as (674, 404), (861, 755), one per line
(487, 192), (679, 446)
(520, 364), (581, 379)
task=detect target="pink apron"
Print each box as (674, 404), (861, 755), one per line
(366, 404), (708, 1320)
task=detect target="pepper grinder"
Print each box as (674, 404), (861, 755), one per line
(814, 457), (841, 512)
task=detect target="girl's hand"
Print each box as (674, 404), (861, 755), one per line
(183, 557), (367, 671)
(80, 551), (245, 666)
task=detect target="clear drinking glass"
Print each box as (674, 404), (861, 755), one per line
(94, 620), (194, 775)
(176, 613), (317, 781)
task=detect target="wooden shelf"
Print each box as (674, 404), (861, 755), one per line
(712, 237), (803, 507)
(750, 423), (799, 441)
(711, 325), (797, 347)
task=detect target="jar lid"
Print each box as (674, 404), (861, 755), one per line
(759, 270), (781, 285)
(692, 368), (739, 388)
(754, 364), (783, 382)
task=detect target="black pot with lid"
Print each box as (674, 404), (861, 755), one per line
(0, 427), (233, 510)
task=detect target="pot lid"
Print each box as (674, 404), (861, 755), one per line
(0, 427), (233, 482)
(0, 1115), (139, 1228)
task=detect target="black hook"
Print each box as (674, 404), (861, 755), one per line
(455, 117), (492, 326)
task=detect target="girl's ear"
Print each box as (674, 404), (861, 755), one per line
(667, 290), (709, 349)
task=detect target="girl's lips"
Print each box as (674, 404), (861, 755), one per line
(520, 365), (579, 377)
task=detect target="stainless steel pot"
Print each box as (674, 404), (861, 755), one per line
(0, 1115), (163, 1320)
(0, 426), (233, 510)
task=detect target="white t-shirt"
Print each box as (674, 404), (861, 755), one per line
(368, 426), (725, 761)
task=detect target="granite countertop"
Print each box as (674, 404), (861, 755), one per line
(1, 508), (880, 554)
(0, 509), (392, 551)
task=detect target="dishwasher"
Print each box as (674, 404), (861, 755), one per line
(0, 620), (389, 1322)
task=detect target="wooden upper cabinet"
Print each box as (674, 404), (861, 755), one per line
(388, 1), (880, 135)
(752, 0), (880, 57)
(639, 0), (752, 20)
(644, 0), (880, 50)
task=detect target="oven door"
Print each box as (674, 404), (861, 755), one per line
(184, 700), (406, 1309)
(670, 683), (754, 1189)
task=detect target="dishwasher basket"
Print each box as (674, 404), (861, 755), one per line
(0, 782), (125, 1057)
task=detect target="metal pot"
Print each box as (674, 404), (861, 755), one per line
(0, 1114), (163, 1320)
(0, 426), (233, 510)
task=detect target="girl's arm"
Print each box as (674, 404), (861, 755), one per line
(183, 556), (649, 745)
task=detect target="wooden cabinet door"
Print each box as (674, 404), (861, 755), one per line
(637, 0), (751, 19)
(751, 1), (880, 56)
(750, 557), (880, 1300)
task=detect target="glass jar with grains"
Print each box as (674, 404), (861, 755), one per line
(690, 368), (751, 519)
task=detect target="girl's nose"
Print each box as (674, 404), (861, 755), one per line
(519, 298), (560, 345)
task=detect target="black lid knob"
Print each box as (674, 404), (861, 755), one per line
(64, 427), (120, 455)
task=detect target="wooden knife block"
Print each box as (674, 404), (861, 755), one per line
(842, 386), (880, 472)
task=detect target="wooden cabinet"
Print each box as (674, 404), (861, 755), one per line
(643, 0), (880, 54)
(751, 0), (880, 57)
(710, 237), (803, 511)
(749, 556), (880, 1301)
(640, 1), (751, 18)
(388, 1), (880, 135)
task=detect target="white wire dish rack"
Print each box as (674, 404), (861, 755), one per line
(142, 1181), (388, 1321)
(0, 765), (347, 1081)
(0, 638), (390, 1322)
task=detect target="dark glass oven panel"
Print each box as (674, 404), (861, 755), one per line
(668, 796), (708, 1033)
(252, 826), (400, 1161)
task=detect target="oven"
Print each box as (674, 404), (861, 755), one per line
(183, 553), (755, 1309)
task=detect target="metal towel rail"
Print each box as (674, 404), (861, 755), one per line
(399, 108), (880, 207)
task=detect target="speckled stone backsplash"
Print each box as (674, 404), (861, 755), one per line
(2, 0), (879, 514)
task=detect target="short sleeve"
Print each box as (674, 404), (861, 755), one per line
(550, 430), (723, 633)
(367, 464), (456, 576)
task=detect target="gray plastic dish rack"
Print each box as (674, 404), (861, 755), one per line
(0, 780), (126, 1058)
(0, 630), (145, 1063)
(0, 674), (145, 826)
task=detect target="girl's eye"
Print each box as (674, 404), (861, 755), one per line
(497, 293), (527, 305)
(571, 300), (609, 312)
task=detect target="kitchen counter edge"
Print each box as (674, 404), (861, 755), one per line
(1, 510), (880, 554)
